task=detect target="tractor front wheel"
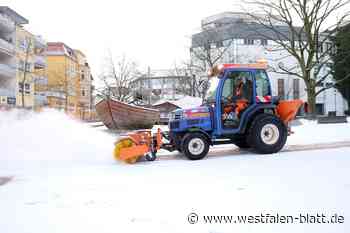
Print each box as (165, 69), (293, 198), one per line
(248, 114), (287, 154)
(181, 133), (210, 160)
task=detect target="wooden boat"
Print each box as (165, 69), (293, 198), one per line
(95, 98), (160, 130)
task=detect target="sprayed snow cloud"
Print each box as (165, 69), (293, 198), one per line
(0, 109), (116, 164)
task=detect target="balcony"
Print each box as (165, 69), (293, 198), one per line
(0, 13), (15, 33)
(34, 93), (48, 106)
(0, 88), (15, 97)
(34, 76), (48, 85)
(34, 55), (47, 69)
(0, 37), (15, 56)
(0, 63), (16, 78)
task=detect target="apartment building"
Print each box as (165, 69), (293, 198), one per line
(46, 42), (79, 114)
(0, 6), (47, 109)
(74, 49), (93, 120)
(191, 12), (348, 116)
(0, 7), (27, 107)
(46, 42), (93, 119)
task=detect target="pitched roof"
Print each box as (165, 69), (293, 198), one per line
(46, 42), (77, 60)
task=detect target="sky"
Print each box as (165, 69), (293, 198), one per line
(3, 0), (348, 81)
(3, 0), (242, 77)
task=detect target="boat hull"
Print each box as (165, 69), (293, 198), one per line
(95, 99), (160, 130)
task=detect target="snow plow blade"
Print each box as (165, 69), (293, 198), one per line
(276, 100), (303, 124)
(113, 129), (162, 164)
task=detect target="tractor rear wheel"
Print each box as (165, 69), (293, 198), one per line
(182, 133), (210, 160)
(234, 136), (250, 149)
(248, 114), (287, 154)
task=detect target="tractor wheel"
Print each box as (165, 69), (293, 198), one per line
(145, 152), (157, 161)
(114, 138), (138, 164)
(247, 114), (287, 154)
(181, 133), (210, 160)
(234, 137), (250, 149)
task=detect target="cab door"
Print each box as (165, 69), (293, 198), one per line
(216, 70), (254, 134)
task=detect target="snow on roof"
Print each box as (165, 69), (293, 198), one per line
(153, 96), (202, 109)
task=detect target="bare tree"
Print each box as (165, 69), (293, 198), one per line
(171, 61), (210, 98)
(191, 29), (234, 68)
(243, 0), (350, 116)
(19, 37), (33, 108)
(189, 29), (236, 98)
(98, 53), (139, 103)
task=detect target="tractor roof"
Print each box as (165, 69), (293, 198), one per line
(208, 60), (268, 77)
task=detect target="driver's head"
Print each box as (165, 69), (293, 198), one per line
(236, 77), (244, 86)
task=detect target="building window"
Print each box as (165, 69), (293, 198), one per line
(18, 60), (25, 71)
(318, 42), (323, 53)
(326, 82), (333, 88)
(244, 39), (255, 45)
(261, 39), (268, 46)
(19, 82), (24, 93)
(18, 39), (26, 50)
(81, 90), (85, 96)
(216, 41), (224, 48)
(293, 79), (300, 99)
(204, 43), (210, 50)
(277, 79), (285, 99)
(316, 81), (324, 87)
(25, 63), (31, 72)
(81, 74), (85, 80)
(325, 42), (335, 55)
(25, 83), (30, 94)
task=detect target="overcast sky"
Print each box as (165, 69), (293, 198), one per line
(3, 0), (243, 76)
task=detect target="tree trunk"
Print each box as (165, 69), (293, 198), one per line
(306, 86), (317, 119)
(21, 82), (25, 108)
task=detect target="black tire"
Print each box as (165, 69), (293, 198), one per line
(145, 152), (157, 161)
(234, 137), (250, 149)
(181, 133), (210, 160)
(247, 114), (287, 154)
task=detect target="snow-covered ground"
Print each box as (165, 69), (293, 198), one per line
(0, 110), (350, 233)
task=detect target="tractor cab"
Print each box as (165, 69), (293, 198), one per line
(203, 62), (274, 135)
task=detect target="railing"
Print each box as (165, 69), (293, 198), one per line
(46, 91), (66, 99)
(0, 63), (16, 78)
(34, 55), (47, 68)
(0, 37), (15, 55)
(34, 93), (48, 106)
(0, 13), (15, 32)
(34, 76), (48, 85)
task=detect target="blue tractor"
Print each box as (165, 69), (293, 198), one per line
(114, 62), (303, 163)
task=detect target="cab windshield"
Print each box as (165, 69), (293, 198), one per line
(203, 76), (220, 103)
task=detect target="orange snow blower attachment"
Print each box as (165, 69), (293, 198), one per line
(113, 128), (163, 164)
(276, 99), (304, 124)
